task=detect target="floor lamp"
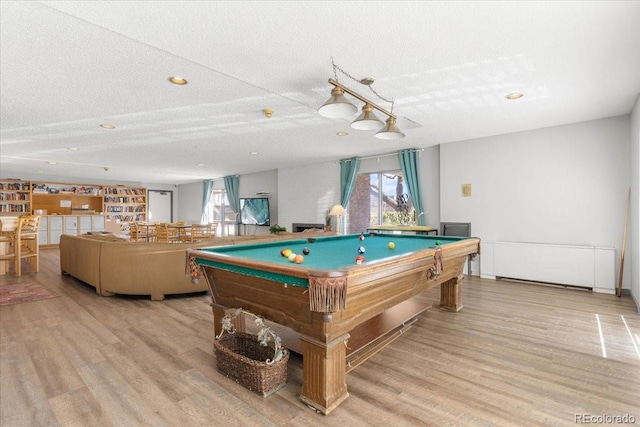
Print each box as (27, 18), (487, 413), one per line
(329, 204), (347, 234)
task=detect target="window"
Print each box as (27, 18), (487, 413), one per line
(347, 170), (416, 233)
(203, 189), (237, 236)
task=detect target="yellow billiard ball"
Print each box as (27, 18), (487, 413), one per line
(388, 242), (395, 249)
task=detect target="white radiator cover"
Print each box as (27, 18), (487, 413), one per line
(480, 241), (615, 294)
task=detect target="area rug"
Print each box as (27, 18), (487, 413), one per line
(0, 280), (59, 307)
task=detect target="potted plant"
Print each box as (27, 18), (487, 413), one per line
(269, 224), (287, 234)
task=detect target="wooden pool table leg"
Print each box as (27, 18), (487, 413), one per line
(440, 273), (464, 312)
(299, 333), (350, 415)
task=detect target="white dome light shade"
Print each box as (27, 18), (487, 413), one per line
(350, 104), (384, 130)
(318, 87), (358, 118)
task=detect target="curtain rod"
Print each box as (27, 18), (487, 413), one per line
(343, 148), (424, 162)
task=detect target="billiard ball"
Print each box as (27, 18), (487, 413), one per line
(358, 246), (366, 254)
(359, 234), (365, 241)
(288, 253), (297, 262)
(294, 254), (304, 264)
(283, 249), (292, 257)
(280, 249), (287, 257)
(388, 242), (395, 249)
(435, 241), (442, 245)
(355, 255), (365, 264)
(302, 247), (310, 255)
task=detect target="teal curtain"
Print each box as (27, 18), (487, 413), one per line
(339, 157), (360, 208)
(398, 149), (426, 226)
(223, 175), (240, 221)
(200, 180), (214, 224)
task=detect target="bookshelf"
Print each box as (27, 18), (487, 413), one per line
(0, 179), (31, 215)
(31, 182), (103, 215)
(102, 186), (147, 223)
(0, 179), (147, 227)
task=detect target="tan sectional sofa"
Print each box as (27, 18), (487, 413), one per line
(60, 231), (329, 300)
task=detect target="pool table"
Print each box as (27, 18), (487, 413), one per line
(186, 233), (480, 414)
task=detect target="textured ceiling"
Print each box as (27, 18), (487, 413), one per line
(2, 1), (640, 184)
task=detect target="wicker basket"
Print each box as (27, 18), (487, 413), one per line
(214, 310), (289, 397)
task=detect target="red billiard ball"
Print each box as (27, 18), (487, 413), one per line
(355, 255), (365, 264)
(359, 234), (365, 241)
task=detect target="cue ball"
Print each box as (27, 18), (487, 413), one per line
(355, 255), (365, 264)
(302, 247), (310, 255)
(288, 253), (297, 262)
(388, 242), (395, 249)
(358, 246), (366, 254)
(435, 241), (442, 245)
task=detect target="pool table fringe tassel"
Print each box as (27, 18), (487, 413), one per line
(428, 248), (444, 280)
(308, 275), (348, 313)
(186, 254), (201, 284)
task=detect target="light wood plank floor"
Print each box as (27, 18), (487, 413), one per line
(1, 249), (639, 426)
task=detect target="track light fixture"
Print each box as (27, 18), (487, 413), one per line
(318, 59), (405, 140)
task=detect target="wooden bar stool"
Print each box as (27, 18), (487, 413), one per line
(0, 217), (19, 275)
(0, 215), (41, 276)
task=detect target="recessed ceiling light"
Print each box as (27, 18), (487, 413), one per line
(47, 161), (57, 165)
(197, 163), (205, 167)
(337, 131), (349, 136)
(169, 76), (188, 85)
(100, 124), (115, 129)
(250, 151), (259, 155)
(505, 93), (524, 100)
(67, 147), (79, 151)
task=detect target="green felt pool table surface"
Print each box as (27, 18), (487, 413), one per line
(197, 233), (465, 270)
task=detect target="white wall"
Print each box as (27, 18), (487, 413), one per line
(277, 161), (340, 231)
(177, 170), (278, 234)
(275, 148), (442, 234)
(177, 181), (203, 223)
(630, 95), (639, 309)
(441, 115), (632, 290)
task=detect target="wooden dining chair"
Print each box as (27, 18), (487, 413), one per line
(207, 223), (218, 238)
(154, 223), (180, 243)
(0, 215), (41, 276)
(129, 222), (141, 242)
(129, 222), (151, 242)
(169, 221), (188, 241)
(189, 224), (209, 242)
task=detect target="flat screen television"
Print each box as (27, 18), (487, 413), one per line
(240, 198), (270, 226)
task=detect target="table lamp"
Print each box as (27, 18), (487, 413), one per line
(328, 204), (347, 234)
